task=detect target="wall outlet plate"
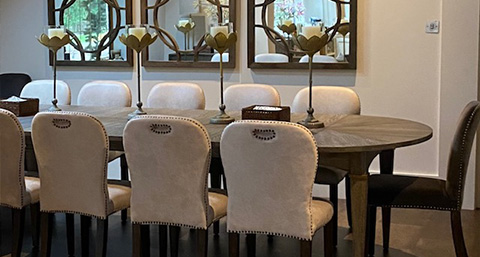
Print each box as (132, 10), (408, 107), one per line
(426, 20), (440, 34)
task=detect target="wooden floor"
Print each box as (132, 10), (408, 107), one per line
(1, 201), (479, 257)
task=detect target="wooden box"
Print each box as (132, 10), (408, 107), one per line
(241, 105), (291, 122)
(0, 97), (39, 116)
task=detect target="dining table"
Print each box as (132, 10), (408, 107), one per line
(17, 105), (433, 257)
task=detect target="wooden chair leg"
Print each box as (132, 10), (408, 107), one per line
(66, 213), (75, 257)
(40, 212), (53, 257)
(159, 225), (167, 257)
(329, 184), (339, 247)
(345, 176), (352, 229)
(381, 207), (391, 253)
(213, 221), (220, 237)
(267, 235), (274, 243)
(170, 226), (180, 257)
(120, 154), (128, 224)
(367, 205), (377, 257)
(196, 229), (208, 257)
(246, 234), (256, 257)
(300, 240), (312, 257)
(95, 218), (108, 257)
(324, 219), (335, 257)
(11, 208), (26, 257)
(451, 211), (468, 257)
(81, 215), (90, 257)
(30, 203), (40, 256)
(228, 233), (240, 257)
(133, 224), (150, 257)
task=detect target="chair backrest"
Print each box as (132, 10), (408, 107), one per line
(32, 112), (111, 218)
(254, 53), (289, 63)
(291, 86), (360, 115)
(210, 53), (229, 62)
(224, 84), (281, 111)
(124, 115), (211, 229)
(221, 120), (318, 240)
(20, 80), (71, 105)
(0, 109), (27, 209)
(146, 82), (205, 110)
(0, 73), (32, 98)
(78, 80), (132, 107)
(299, 55), (337, 63)
(445, 101), (480, 209)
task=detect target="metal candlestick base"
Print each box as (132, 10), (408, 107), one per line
(298, 108), (324, 129)
(48, 99), (61, 111)
(128, 102), (147, 120)
(210, 104), (235, 124)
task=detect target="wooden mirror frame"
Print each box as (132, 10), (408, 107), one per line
(247, 0), (356, 69)
(141, 0), (236, 68)
(48, 0), (133, 67)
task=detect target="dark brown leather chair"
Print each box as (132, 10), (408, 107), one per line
(366, 101), (480, 257)
(0, 73), (31, 99)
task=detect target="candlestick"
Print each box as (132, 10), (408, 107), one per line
(210, 26), (228, 37)
(128, 27), (147, 40)
(301, 26), (322, 39)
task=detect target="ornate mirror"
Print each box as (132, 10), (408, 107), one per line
(48, 0), (133, 66)
(141, 0), (236, 68)
(248, 0), (356, 69)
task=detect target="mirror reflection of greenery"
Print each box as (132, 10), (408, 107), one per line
(274, 0), (305, 25)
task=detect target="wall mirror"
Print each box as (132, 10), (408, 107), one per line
(141, 0), (236, 68)
(48, 0), (133, 66)
(248, 0), (356, 69)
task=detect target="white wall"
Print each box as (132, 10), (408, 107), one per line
(0, 0), (478, 208)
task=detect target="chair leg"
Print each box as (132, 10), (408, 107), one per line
(30, 203), (40, 256)
(366, 205), (377, 257)
(66, 213), (75, 257)
(133, 224), (150, 257)
(329, 184), (339, 247)
(95, 218), (108, 257)
(246, 234), (256, 257)
(11, 208), (26, 257)
(213, 221), (220, 237)
(159, 225), (167, 257)
(170, 226), (180, 257)
(324, 219), (335, 257)
(300, 240), (312, 257)
(81, 215), (90, 257)
(120, 154), (128, 224)
(345, 176), (352, 229)
(228, 233), (240, 257)
(40, 213), (53, 257)
(381, 207), (391, 253)
(196, 229), (208, 257)
(451, 210), (468, 257)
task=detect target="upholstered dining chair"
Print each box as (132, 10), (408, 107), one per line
(366, 101), (480, 257)
(0, 109), (41, 257)
(299, 55), (338, 63)
(20, 80), (71, 105)
(292, 86), (360, 245)
(0, 73), (32, 98)
(254, 53), (289, 63)
(146, 82), (206, 110)
(224, 83), (281, 111)
(123, 115), (227, 257)
(221, 120), (334, 257)
(32, 112), (131, 257)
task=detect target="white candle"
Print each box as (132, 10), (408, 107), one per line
(341, 18), (349, 24)
(178, 20), (189, 27)
(48, 28), (66, 39)
(129, 27), (147, 40)
(210, 26), (228, 36)
(283, 20), (293, 26)
(301, 26), (322, 39)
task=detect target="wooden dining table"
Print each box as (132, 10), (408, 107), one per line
(17, 105), (433, 257)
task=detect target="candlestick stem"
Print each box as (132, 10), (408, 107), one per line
(128, 51), (146, 119)
(210, 52), (234, 124)
(297, 55), (324, 129)
(49, 49), (61, 111)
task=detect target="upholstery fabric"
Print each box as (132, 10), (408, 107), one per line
(291, 86), (360, 115)
(224, 84), (281, 111)
(0, 73), (32, 98)
(124, 115), (224, 229)
(107, 184), (132, 213)
(315, 165), (348, 185)
(220, 120), (333, 240)
(299, 55), (337, 63)
(311, 200), (335, 233)
(210, 53), (229, 62)
(254, 53), (289, 63)
(20, 80), (71, 105)
(207, 192), (228, 224)
(78, 81), (132, 107)
(31, 112), (130, 218)
(146, 82), (205, 110)
(25, 177), (41, 205)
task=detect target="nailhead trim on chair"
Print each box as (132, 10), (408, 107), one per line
(251, 129), (276, 140)
(150, 124), (172, 134)
(52, 118), (71, 129)
(375, 204), (456, 211)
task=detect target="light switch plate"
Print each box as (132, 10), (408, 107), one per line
(425, 20), (440, 34)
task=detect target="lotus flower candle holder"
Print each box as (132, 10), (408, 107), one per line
(292, 32), (329, 129)
(37, 25), (71, 111)
(277, 22), (296, 49)
(175, 20), (196, 50)
(119, 25), (157, 119)
(205, 24), (237, 124)
(337, 23), (350, 62)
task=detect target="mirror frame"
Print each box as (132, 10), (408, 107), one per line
(247, 0), (356, 69)
(48, 0), (133, 67)
(141, 0), (237, 68)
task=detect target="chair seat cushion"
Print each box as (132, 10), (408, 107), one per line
(25, 176), (41, 205)
(368, 174), (457, 210)
(315, 165), (348, 185)
(207, 191), (228, 225)
(107, 184), (131, 214)
(311, 199), (334, 233)
(108, 151), (124, 162)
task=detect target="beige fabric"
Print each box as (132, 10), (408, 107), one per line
(146, 82), (205, 110)
(221, 120), (332, 240)
(124, 115), (223, 229)
(108, 184), (131, 213)
(31, 112), (130, 218)
(254, 53), (289, 63)
(20, 80), (71, 105)
(224, 84), (281, 111)
(311, 200), (334, 233)
(108, 151), (124, 161)
(25, 177), (41, 205)
(207, 192), (228, 223)
(299, 55), (337, 63)
(78, 81), (132, 107)
(291, 86), (360, 115)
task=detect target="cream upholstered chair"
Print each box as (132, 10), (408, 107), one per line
(224, 83), (281, 111)
(146, 82), (206, 110)
(77, 80), (132, 107)
(299, 55), (338, 63)
(292, 86), (360, 246)
(221, 120), (334, 257)
(20, 80), (71, 105)
(123, 115), (227, 257)
(0, 109), (41, 257)
(254, 53), (289, 63)
(32, 112), (131, 257)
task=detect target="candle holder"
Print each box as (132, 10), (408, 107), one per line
(175, 20), (195, 50)
(337, 23), (350, 62)
(37, 25), (70, 111)
(277, 23), (296, 49)
(292, 33), (329, 129)
(205, 27), (237, 124)
(119, 25), (157, 119)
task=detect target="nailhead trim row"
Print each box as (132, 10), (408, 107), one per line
(52, 118), (71, 129)
(251, 129), (276, 140)
(150, 123), (172, 134)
